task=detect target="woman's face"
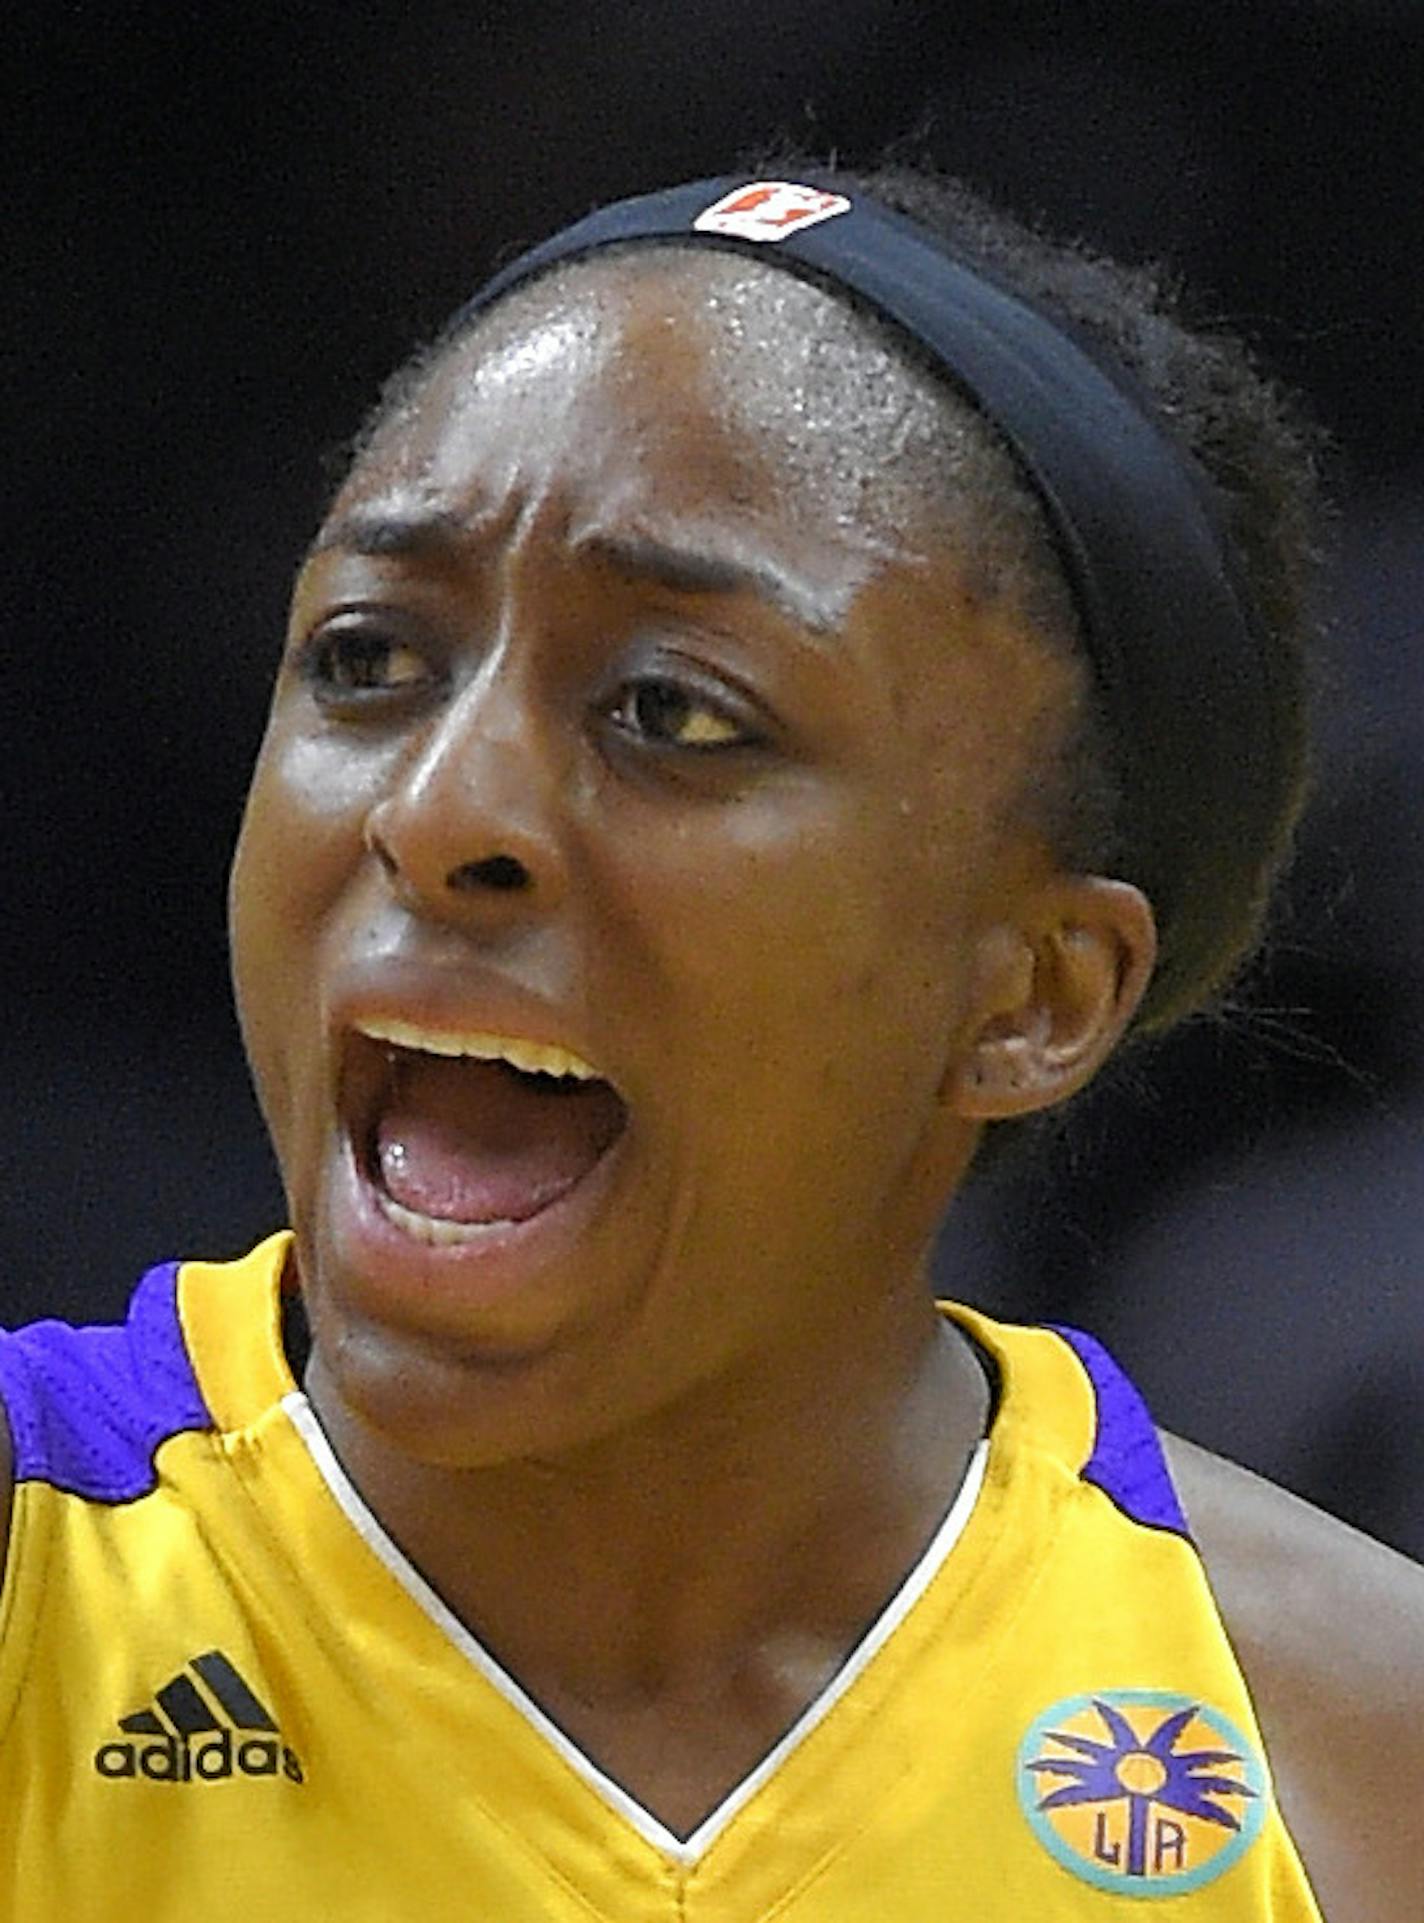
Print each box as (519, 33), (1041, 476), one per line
(229, 258), (1082, 1464)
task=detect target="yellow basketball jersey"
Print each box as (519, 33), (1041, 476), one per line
(0, 1236), (1323, 1920)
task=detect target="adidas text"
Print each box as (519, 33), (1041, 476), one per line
(94, 1730), (304, 1784)
(96, 1649), (303, 1784)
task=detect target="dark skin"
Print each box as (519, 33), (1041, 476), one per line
(231, 262), (1099, 1816)
(1167, 1440), (1424, 1923)
(5, 257), (1422, 1916)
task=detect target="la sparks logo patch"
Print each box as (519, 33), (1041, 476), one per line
(1017, 1690), (1267, 1898)
(692, 182), (851, 242)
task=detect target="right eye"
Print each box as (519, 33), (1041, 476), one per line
(296, 624), (435, 704)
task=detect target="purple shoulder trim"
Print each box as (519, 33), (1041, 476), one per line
(0, 1262), (214, 1504)
(1047, 1324), (1191, 1539)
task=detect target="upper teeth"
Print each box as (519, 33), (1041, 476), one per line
(354, 1018), (601, 1082)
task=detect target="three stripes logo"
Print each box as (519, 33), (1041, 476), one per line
(94, 1649), (304, 1785)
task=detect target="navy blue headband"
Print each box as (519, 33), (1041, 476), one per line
(449, 178), (1287, 1023)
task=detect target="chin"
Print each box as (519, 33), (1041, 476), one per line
(298, 1243), (674, 1472)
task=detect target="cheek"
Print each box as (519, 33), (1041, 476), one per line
(228, 725), (377, 1141)
(232, 723), (393, 930)
(617, 794), (977, 1274)
(621, 783), (973, 1116)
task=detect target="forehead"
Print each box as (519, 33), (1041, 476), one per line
(335, 252), (970, 571)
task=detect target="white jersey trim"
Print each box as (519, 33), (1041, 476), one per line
(282, 1391), (988, 1866)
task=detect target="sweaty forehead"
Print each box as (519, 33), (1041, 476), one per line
(354, 250), (993, 562)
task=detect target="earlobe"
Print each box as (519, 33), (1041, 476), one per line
(947, 878), (1157, 1121)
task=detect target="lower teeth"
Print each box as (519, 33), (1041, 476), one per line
(374, 1190), (514, 1246)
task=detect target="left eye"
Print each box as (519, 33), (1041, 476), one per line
(606, 679), (752, 751)
(299, 626), (433, 701)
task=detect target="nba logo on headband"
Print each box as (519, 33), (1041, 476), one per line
(692, 181), (851, 242)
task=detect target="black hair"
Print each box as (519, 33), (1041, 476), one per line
(767, 155), (1322, 1035)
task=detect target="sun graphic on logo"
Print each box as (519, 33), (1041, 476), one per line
(1017, 1691), (1268, 1897)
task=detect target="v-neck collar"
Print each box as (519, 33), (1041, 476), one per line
(281, 1387), (989, 1865)
(181, 1243), (1087, 1912)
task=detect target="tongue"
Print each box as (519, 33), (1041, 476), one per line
(375, 1056), (624, 1225)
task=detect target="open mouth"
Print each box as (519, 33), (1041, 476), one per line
(343, 1021), (629, 1246)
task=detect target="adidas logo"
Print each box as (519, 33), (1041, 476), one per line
(94, 1649), (304, 1784)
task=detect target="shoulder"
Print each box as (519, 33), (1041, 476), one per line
(0, 1259), (222, 1624)
(0, 1261), (213, 1512)
(0, 1399), (10, 1573)
(1165, 1433), (1424, 1923)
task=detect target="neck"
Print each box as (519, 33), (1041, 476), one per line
(305, 1289), (989, 1708)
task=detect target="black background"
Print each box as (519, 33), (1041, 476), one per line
(8, 0), (1424, 1551)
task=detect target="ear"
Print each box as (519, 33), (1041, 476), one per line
(946, 877), (1157, 1121)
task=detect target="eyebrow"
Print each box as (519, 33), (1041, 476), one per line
(311, 507), (471, 559)
(574, 531), (841, 633)
(312, 507), (845, 635)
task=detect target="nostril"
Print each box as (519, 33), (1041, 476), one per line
(365, 828), (399, 879)
(448, 854), (530, 893)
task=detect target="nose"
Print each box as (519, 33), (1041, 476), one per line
(362, 672), (568, 926)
